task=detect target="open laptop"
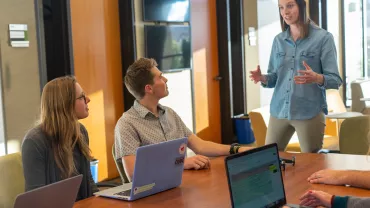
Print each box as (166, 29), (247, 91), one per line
(14, 174), (82, 208)
(94, 137), (188, 201)
(225, 143), (311, 208)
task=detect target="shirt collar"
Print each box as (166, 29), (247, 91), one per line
(283, 22), (314, 41)
(133, 100), (166, 118)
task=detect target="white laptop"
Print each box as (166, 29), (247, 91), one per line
(94, 137), (188, 201)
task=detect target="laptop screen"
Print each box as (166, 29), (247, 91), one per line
(225, 145), (286, 208)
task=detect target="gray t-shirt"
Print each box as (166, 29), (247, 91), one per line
(114, 100), (193, 159)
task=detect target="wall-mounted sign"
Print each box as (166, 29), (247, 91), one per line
(9, 24), (29, 47)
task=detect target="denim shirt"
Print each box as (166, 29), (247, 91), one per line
(263, 23), (342, 120)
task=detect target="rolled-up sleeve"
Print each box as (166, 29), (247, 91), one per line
(318, 33), (343, 90)
(262, 37), (278, 88)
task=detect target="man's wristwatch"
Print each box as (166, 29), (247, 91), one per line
(229, 143), (241, 155)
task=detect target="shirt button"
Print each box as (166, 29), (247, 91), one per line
(287, 90), (289, 92)
(289, 78), (291, 81)
(292, 56), (295, 58)
(286, 102), (289, 104)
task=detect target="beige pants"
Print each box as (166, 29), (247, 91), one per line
(265, 112), (326, 153)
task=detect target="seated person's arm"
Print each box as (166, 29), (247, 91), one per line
(183, 134), (250, 170)
(308, 169), (370, 189)
(171, 107), (250, 157)
(22, 138), (47, 191)
(188, 134), (251, 157)
(122, 155), (136, 182)
(344, 170), (370, 189)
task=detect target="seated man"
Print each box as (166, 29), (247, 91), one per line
(307, 169), (370, 189)
(115, 58), (250, 181)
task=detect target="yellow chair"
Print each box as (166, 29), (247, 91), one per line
(249, 109), (339, 152)
(112, 144), (129, 183)
(249, 111), (267, 147)
(0, 152), (25, 208)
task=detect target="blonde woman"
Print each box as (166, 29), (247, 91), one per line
(21, 76), (97, 201)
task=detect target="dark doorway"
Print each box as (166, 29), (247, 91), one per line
(216, 0), (246, 144)
(41, 0), (73, 86)
(118, 0), (136, 111)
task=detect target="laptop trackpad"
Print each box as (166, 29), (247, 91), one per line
(114, 189), (131, 197)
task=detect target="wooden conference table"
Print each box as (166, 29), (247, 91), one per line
(74, 152), (370, 208)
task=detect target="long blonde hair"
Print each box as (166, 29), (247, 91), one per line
(40, 76), (92, 179)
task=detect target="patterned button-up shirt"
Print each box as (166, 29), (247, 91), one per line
(114, 100), (193, 159)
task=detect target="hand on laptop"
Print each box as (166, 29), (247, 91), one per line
(184, 155), (211, 170)
(299, 190), (333, 208)
(307, 169), (346, 185)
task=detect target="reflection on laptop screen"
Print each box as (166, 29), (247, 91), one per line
(227, 147), (285, 208)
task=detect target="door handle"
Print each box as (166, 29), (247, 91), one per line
(214, 76), (223, 81)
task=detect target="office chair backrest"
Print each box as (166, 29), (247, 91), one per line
(351, 81), (366, 113)
(0, 152), (25, 208)
(112, 143), (130, 183)
(339, 116), (370, 155)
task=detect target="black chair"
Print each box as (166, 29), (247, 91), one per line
(112, 143), (130, 183)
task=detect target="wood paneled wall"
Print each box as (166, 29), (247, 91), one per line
(70, 0), (124, 181)
(191, 0), (221, 143)
(70, 0), (221, 181)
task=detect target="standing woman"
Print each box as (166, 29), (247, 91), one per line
(249, 0), (342, 152)
(21, 76), (98, 201)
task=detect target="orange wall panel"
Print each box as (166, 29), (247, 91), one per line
(191, 0), (221, 143)
(70, 0), (124, 181)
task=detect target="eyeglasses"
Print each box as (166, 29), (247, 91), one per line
(76, 93), (87, 104)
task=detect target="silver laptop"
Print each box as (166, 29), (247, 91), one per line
(94, 137), (188, 201)
(14, 175), (82, 208)
(225, 143), (311, 208)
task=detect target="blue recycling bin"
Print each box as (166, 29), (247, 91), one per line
(233, 114), (255, 144)
(90, 159), (99, 183)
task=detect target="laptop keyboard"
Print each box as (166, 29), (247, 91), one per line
(114, 189), (131, 197)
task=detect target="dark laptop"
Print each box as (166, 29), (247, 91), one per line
(225, 143), (310, 208)
(14, 175), (82, 208)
